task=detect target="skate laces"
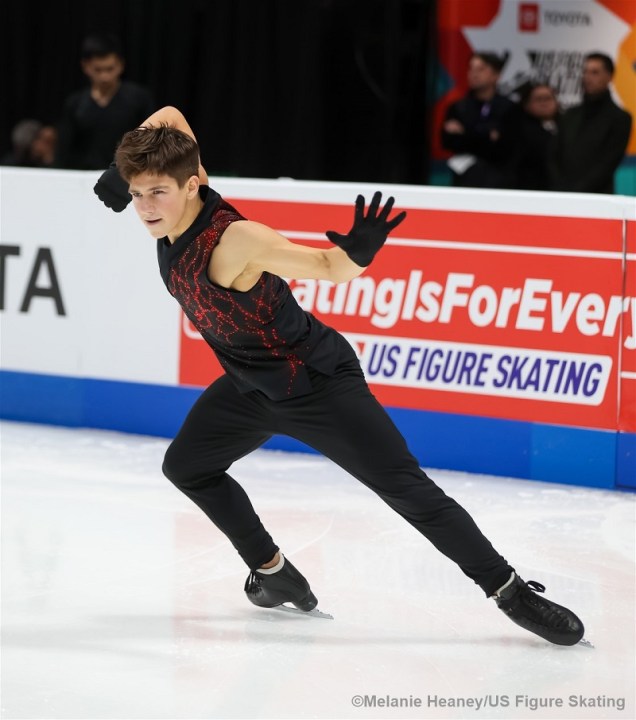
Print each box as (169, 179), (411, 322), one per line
(521, 580), (570, 628)
(244, 572), (262, 594)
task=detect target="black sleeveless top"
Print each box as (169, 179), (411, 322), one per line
(157, 186), (346, 399)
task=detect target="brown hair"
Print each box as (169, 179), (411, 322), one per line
(115, 125), (199, 187)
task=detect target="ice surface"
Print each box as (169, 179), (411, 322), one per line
(1, 421), (634, 719)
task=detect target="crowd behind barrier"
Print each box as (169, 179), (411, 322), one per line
(2, 37), (634, 195)
(441, 51), (633, 194)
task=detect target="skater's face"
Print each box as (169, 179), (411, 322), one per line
(129, 172), (200, 241)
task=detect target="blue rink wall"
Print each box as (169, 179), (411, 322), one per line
(1, 370), (634, 491)
(1, 169), (634, 494)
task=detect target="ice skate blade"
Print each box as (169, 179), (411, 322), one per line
(276, 604), (334, 620)
(578, 638), (594, 648)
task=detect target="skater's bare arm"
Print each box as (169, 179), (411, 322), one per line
(209, 221), (364, 290)
(210, 192), (406, 290)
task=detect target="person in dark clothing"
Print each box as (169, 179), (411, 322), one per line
(55, 34), (155, 170)
(515, 84), (559, 191)
(441, 53), (520, 189)
(2, 119), (56, 168)
(550, 53), (632, 194)
(93, 105), (586, 646)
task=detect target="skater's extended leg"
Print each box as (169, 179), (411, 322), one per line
(279, 362), (584, 643)
(279, 363), (513, 596)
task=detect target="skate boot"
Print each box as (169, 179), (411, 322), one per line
(244, 555), (318, 612)
(493, 573), (585, 646)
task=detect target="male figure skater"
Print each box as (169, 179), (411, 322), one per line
(94, 106), (585, 646)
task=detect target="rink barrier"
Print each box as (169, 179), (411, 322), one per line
(0, 369), (629, 491)
(0, 168), (634, 491)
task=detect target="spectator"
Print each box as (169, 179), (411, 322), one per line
(549, 52), (632, 194)
(441, 52), (520, 189)
(30, 125), (57, 167)
(2, 120), (57, 168)
(55, 34), (155, 170)
(515, 83), (559, 191)
(2, 120), (42, 166)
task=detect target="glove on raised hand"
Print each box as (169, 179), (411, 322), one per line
(93, 162), (131, 213)
(326, 191), (406, 267)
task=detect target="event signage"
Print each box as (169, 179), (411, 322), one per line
(178, 198), (633, 433)
(433, 0), (636, 159)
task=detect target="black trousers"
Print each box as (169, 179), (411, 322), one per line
(162, 356), (514, 597)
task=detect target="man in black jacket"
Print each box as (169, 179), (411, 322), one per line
(550, 53), (632, 194)
(515, 83), (559, 191)
(441, 53), (520, 189)
(55, 34), (155, 170)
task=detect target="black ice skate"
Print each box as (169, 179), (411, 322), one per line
(494, 574), (585, 646)
(244, 557), (332, 619)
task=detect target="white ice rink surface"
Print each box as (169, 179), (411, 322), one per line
(1, 421), (634, 720)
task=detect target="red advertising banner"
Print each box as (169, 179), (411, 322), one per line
(178, 196), (634, 433)
(619, 218), (636, 432)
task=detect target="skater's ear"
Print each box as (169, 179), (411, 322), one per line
(185, 175), (200, 199)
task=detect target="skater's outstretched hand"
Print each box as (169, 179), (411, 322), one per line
(326, 191), (406, 267)
(93, 162), (132, 213)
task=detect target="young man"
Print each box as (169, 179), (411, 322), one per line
(441, 52), (520, 189)
(550, 52), (632, 194)
(94, 106), (585, 646)
(55, 34), (154, 170)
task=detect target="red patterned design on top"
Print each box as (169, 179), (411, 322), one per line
(167, 205), (305, 394)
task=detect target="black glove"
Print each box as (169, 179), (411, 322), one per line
(326, 191), (406, 266)
(93, 162), (131, 212)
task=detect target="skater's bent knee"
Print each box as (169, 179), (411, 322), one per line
(162, 446), (205, 488)
(162, 443), (181, 483)
(162, 444), (227, 491)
